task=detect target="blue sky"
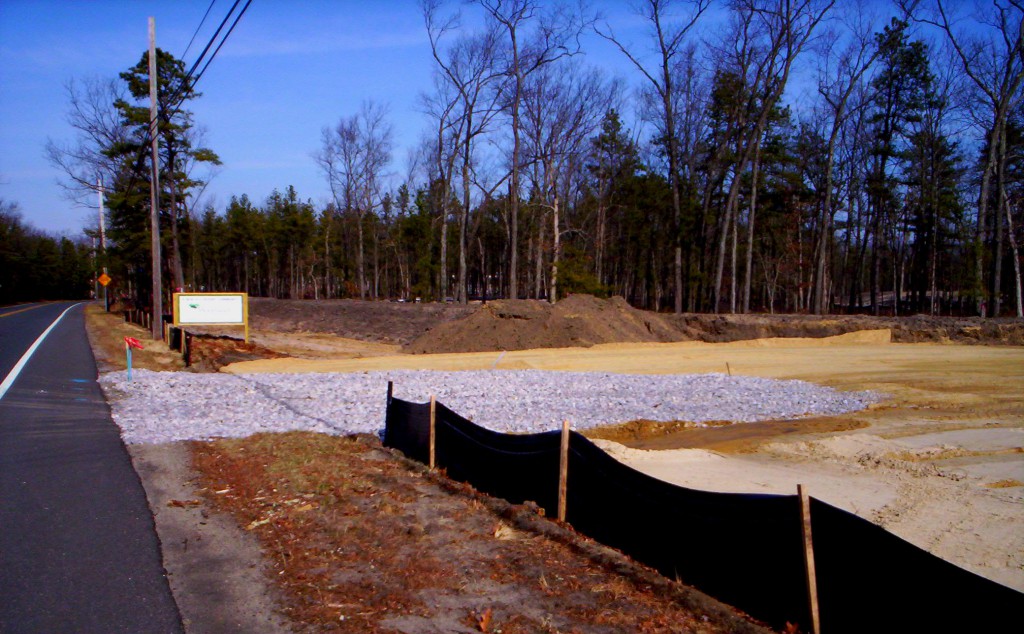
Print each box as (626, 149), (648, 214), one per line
(1, 0), (672, 237)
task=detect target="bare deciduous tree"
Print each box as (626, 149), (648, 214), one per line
(597, 0), (711, 313)
(479, 0), (586, 299)
(904, 0), (1024, 317)
(317, 101), (393, 299)
(424, 0), (506, 303)
(45, 78), (132, 207)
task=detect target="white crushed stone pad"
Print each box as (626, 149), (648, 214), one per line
(99, 369), (880, 445)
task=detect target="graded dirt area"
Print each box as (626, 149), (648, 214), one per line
(89, 298), (1024, 628)
(232, 295), (1024, 357)
(226, 326), (1024, 593)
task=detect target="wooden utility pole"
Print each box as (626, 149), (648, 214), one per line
(148, 17), (163, 340)
(98, 177), (108, 312)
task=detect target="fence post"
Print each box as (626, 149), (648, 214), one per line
(798, 484), (821, 634)
(386, 380), (393, 404)
(558, 420), (570, 522)
(429, 395), (436, 470)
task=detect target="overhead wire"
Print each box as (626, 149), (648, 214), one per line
(190, 0), (253, 86)
(180, 0), (218, 60)
(116, 0), (252, 198)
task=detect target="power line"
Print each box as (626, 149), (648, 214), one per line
(181, 0), (219, 60)
(190, 0), (253, 87)
(110, 1), (253, 227)
(179, 0), (244, 94)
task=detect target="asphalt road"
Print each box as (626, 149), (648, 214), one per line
(0, 302), (183, 633)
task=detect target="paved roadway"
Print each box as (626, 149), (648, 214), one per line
(0, 302), (183, 633)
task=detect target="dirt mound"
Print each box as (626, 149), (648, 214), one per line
(249, 298), (475, 345)
(404, 295), (1024, 354)
(404, 295), (681, 354)
(187, 334), (284, 372)
(668, 313), (1024, 346)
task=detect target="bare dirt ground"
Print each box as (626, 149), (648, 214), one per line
(220, 298), (1024, 594)
(190, 432), (770, 634)
(85, 304), (773, 632)
(87, 298), (1024, 631)
(244, 295), (1024, 354)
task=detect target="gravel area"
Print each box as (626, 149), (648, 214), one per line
(99, 369), (881, 445)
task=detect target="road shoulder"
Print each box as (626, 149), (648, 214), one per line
(127, 441), (294, 634)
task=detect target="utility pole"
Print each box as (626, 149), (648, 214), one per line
(148, 16), (163, 340)
(98, 177), (108, 312)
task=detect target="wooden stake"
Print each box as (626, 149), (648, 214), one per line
(386, 380), (393, 404)
(798, 484), (821, 634)
(429, 395), (436, 470)
(558, 420), (570, 522)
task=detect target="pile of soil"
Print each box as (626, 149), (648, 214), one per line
(249, 298), (474, 345)
(186, 334), (285, 372)
(404, 295), (681, 354)
(405, 295), (1024, 354)
(669, 313), (1024, 345)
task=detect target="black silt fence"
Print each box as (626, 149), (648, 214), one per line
(434, 402), (562, 513)
(383, 397), (431, 464)
(809, 498), (1023, 633)
(565, 434), (811, 629)
(383, 394), (1024, 632)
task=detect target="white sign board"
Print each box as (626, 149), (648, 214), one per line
(173, 293), (247, 325)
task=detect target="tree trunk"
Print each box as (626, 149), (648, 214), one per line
(459, 153), (470, 304)
(535, 220), (544, 300)
(596, 200), (606, 286)
(977, 125), (997, 315)
(729, 193), (738, 314)
(551, 196), (560, 304)
(440, 212), (448, 301)
(991, 122), (1008, 316)
(357, 213), (366, 300)
(1005, 193), (1023, 318)
(743, 138), (761, 313)
(713, 174), (740, 314)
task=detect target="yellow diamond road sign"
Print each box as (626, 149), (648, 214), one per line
(98, 273), (111, 286)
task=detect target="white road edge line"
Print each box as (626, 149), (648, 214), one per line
(0, 302), (83, 401)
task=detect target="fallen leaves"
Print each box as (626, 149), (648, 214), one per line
(245, 518), (271, 531)
(191, 432), (748, 634)
(476, 607), (493, 632)
(166, 499), (202, 508)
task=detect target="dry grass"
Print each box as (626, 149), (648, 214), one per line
(190, 432), (768, 634)
(84, 304), (185, 372)
(984, 479), (1024, 489)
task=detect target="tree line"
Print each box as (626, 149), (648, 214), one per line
(0, 199), (93, 304)
(47, 0), (1024, 317)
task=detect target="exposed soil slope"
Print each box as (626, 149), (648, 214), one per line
(404, 295), (680, 353)
(249, 297), (474, 345)
(403, 294), (1024, 354)
(191, 432), (770, 634)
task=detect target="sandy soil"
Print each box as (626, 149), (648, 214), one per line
(223, 331), (1024, 592)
